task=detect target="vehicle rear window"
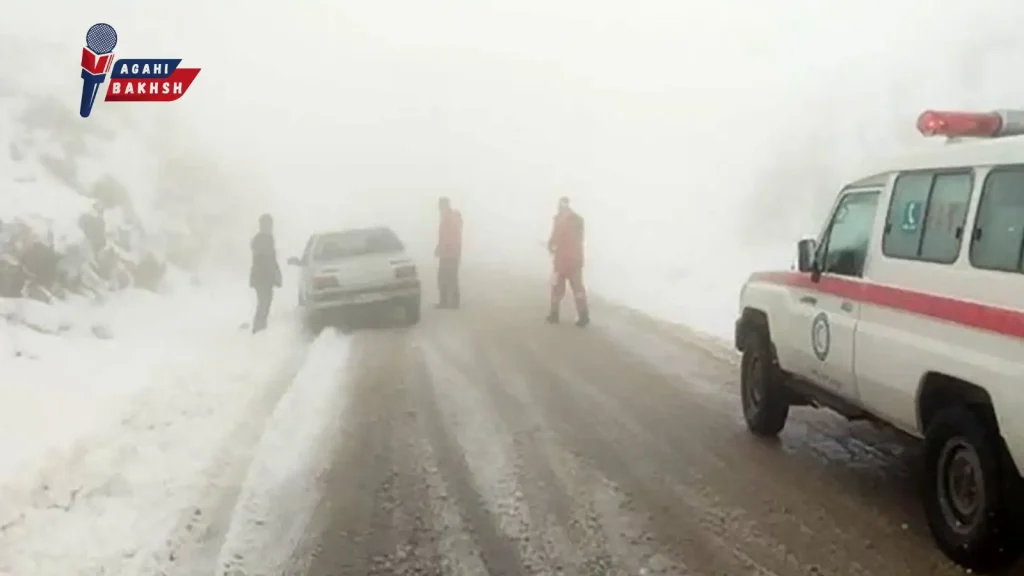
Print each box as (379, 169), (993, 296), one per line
(970, 166), (1024, 273)
(313, 228), (404, 260)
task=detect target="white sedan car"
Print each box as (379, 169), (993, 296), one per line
(288, 226), (421, 331)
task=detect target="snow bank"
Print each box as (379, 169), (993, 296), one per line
(217, 329), (353, 576)
(0, 282), (305, 576)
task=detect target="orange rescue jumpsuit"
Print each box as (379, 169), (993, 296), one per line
(436, 209), (463, 308)
(547, 209), (588, 321)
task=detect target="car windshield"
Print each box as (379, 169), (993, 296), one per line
(312, 228), (404, 261)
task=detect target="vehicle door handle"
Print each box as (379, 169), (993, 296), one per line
(841, 301), (854, 312)
(799, 296), (817, 305)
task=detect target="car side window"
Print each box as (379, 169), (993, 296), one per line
(818, 191), (880, 278)
(970, 166), (1024, 273)
(883, 170), (973, 263)
(883, 173), (931, 259)
(921, 172), (972, 262)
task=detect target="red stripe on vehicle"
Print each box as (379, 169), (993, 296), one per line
(748, 271), (1024, 340)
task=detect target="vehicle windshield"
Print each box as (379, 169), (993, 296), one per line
(312, 228), (404, 260)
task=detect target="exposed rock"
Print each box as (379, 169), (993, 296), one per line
(91, 323), (114, 340)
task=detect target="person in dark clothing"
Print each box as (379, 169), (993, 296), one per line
(435, 197), (463, 309)
(250, 213), (282, 333)
(547, 196), (589, 327)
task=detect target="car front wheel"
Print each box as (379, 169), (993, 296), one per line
(740, 329), (790, 437)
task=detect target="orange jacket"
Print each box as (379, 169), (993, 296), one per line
(548, 210), (584, 271)
(436, 209), (463, 259)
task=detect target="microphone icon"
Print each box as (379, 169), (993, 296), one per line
(79, 23), (118, 118)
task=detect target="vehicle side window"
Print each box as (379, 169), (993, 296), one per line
(818, 191), (880, 278)
(970, 166), (1024, 273)
(883, 170), (972, 263)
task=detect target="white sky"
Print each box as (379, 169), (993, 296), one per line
(5, 1), (1024, 293)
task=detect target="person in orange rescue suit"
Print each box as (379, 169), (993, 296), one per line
(546, 196), (589, 327)
(435, 196), (463, 309)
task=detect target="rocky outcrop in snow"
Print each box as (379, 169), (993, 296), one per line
(0, 88), (243, 304)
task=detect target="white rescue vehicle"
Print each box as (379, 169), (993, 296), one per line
(735, 109), (1024, 572)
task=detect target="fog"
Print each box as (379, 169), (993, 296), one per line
(6, 1), (1024, 334)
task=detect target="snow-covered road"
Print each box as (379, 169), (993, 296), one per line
(0, 282), (353, 576)
(293, 273), (969, 576)
(0, 272), (995, 576)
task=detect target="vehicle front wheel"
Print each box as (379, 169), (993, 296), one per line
(740, 329), (790, 437)
(923, 406), (1023, 573)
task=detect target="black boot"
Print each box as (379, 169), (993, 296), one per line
(575, 311), (590, 327)
(546, 310), (559, 324)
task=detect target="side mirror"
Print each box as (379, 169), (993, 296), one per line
(796, 238), (817, 273)
(287, 256), (302, 266)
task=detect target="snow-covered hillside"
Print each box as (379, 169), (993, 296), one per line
(0, 30), (265, 305)
(0, 76), (302, 570)
(0, 88), (172, 299)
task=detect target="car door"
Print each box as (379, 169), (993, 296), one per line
(297, 235), (317, 304)
(790, 189), (881, 401)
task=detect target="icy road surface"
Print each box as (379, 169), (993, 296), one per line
(283, 277), (973, 576)
(1, 275), (999, 575)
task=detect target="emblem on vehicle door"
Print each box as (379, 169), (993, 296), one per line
(901, 200), (922, 232)
(811, 312), (830, 361)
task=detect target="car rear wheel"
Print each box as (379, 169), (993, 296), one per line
(740, 329), (790, 437)
(923, 406), (1023, 573)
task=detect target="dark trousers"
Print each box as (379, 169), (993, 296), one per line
(437, 257), (460, 308)
(253, 285), (274, 333)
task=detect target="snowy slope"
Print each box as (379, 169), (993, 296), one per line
(0, 282), (322, 576)
(0, 38), (312, 574)
(0, 32), (257, 300)
(0, 88), (344, 568)
(0, 85), (171, 299)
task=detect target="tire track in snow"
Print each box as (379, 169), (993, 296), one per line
(431, 319), (690, 575)
(301, 329), (493, 576)
(146, 341), (312, 576)
(417, 322), (684, 575)
(215, 329), (353, 576)
(417, 337), (534, 574)
(477, 342), (689, 575)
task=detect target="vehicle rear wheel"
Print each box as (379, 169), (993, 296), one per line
(923, 406), (1023, 573)
(740, 329), (790, 437)
(404, 296), (421, 325)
